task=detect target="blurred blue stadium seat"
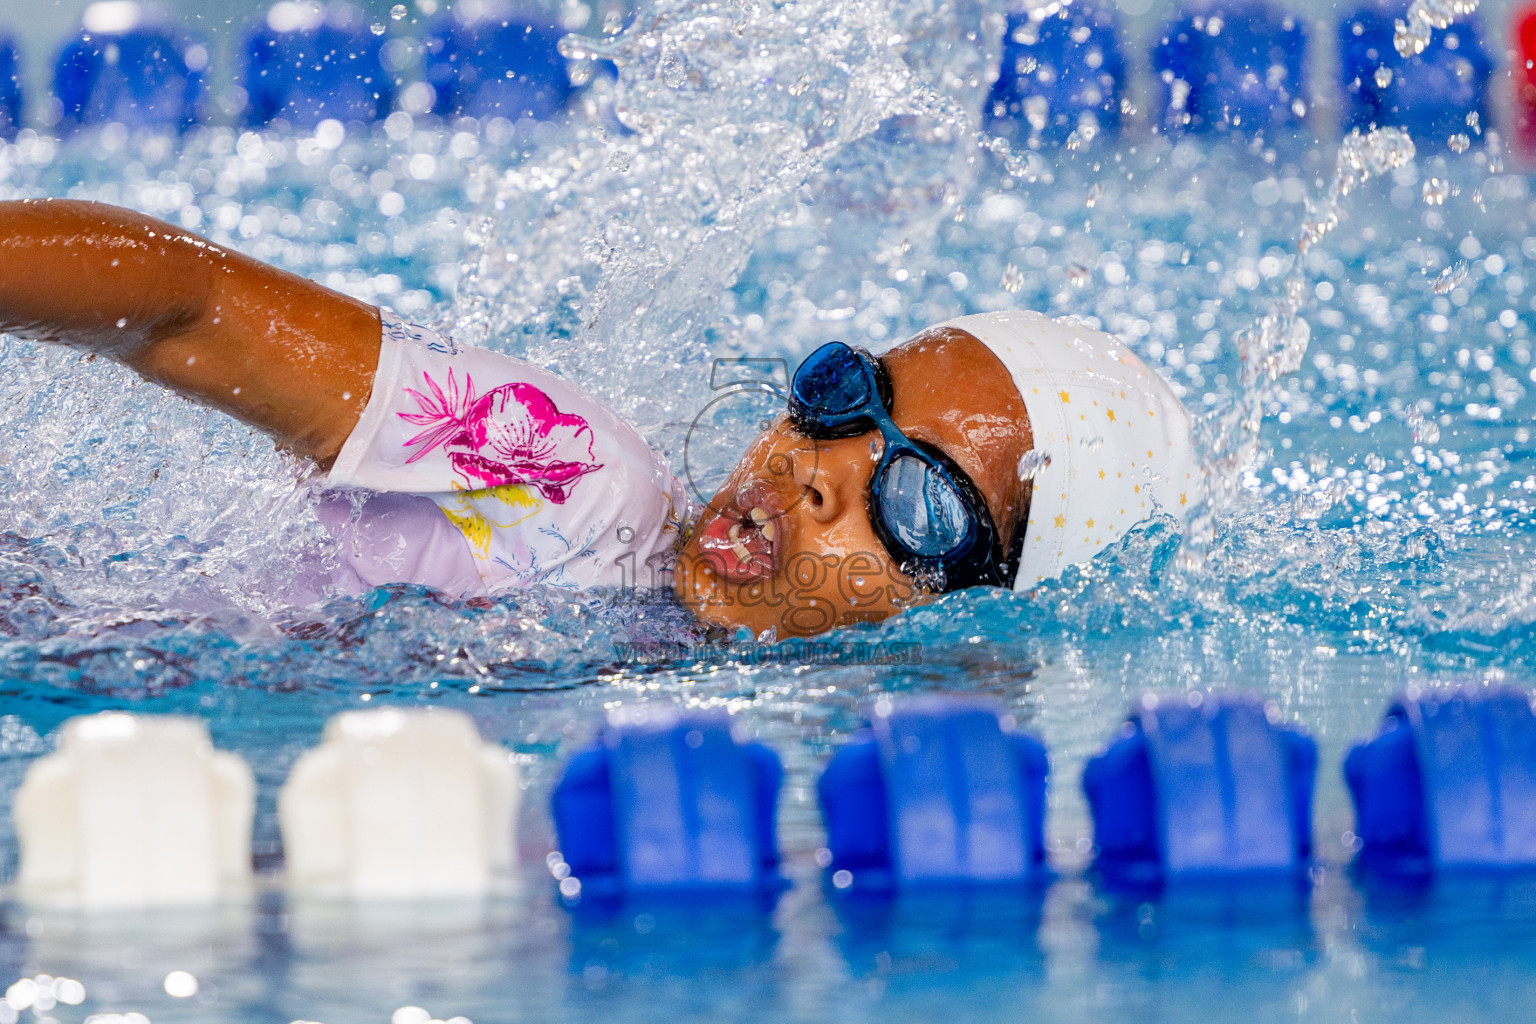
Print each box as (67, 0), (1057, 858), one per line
(422, 5), (572, 121)
(54, 2), (207, 132)
(1338, 5), (1492, 149)
(0, 34), (21, 139)
(986, 2), (1125, 142)
(1152, 1), (1309, 137)
(242, 1), (394, 128)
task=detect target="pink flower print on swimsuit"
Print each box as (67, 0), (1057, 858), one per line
(396, 369), (604, 502)
(326, 312), (684, 594)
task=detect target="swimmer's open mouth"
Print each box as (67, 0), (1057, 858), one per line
(695, 481), (784, 584)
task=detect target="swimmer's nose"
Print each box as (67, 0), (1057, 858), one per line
(791, 448), (841, 524)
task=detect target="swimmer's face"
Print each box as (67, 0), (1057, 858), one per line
(675, 328), (1034, 639)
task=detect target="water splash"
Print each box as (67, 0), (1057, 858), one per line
(1393, 0), (1479, 57)
(1188, 127), (1416, 564)
(456, 0), (987, 448)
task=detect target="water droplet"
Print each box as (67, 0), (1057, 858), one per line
(1374, 65), (1394, 88)
(787, 75), (810, 97)
(1017, 449), (1052, 481)
(1407, 408), (1442, 444)
(1394, 0), (1481, 57)
(901, 562), (948, 593)
(1432, 260), (1468, 294)
(1448, 133), (1470, 154)
(1295, 477), (1346, 520)
(607, 149), (631, 172)
(1081, 436), (1104, 451)
(1393, 18), (1429, 56)
(1422, 177), (1450, 205)
(1004, 148), (1044, 182)
(1065, 122), (1099, 151)
(1023, 96), (1049, 132)
(390, 4), (407, 19)
(1001, 263), (1025, 293)
(1085, 182), (1103, 208)
(370, 21), (386, 35)
(1467, 110), (1482, 133)
(660, 51), (688, 88)
(1066, 262), (1092, 287)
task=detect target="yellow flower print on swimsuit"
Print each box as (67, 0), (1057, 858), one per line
(439, 482), (544, 559)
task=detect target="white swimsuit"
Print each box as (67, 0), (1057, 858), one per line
(321, 313), (686, 597)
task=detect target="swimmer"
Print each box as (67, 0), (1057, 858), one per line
(0, 199), (1199, 638)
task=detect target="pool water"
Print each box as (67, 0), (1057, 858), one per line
(3, 0), (1536, 1019)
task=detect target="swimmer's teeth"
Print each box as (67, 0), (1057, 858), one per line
(762, 523), (774, 542)
(728, 523), (743, 542)
(750, 506), (768, 524)
(732, 541), (752, 564)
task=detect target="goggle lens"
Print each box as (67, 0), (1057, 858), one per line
(877, 453), (971, 558)
(790, 343), (872, 422)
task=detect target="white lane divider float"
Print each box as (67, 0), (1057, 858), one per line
(13, 712), (254, 910)
(279, 707), (519, 900)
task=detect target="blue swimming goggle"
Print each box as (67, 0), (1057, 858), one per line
(786, 342), (1019, 593)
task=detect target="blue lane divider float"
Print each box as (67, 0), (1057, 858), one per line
(551, 709), (784, 900)
(1152, 1), (1309, 137)
(1345, 686), (1536, 876)
(1083, 692), (1316, 885)
(986, 2), (1125, 142)
(818, 698), (1049, 891)
(1338, 5), (1493, 147)
(54, 2), (207, 132)
(242, 2), (394, 128)
(0, 34), (21, 140)
(422, 7), (572, 121)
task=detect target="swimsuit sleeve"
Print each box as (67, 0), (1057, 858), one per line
(325, 312), (685, 593)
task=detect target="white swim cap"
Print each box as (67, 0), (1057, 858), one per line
(937, 311), (1201, 591)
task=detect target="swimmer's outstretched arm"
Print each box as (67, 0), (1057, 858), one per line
(0, 198), (380, 465)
